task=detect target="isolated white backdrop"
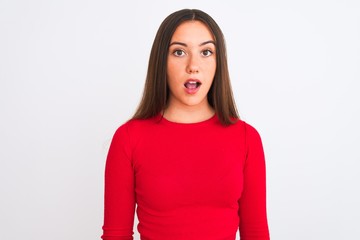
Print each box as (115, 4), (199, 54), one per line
(1, 0), (359, 239)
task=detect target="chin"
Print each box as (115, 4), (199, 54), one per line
(182, 98), (208, 107)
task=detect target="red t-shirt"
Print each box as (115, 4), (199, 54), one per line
(102, 115), (270, 240)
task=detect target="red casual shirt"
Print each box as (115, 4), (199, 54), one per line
(102, 115), (270, 240)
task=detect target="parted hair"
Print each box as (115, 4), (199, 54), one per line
(132, 9), (239, 125)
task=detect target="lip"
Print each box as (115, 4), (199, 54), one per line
(184, 79), (202, 94)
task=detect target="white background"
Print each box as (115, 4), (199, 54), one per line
(1, 0), (359, 239)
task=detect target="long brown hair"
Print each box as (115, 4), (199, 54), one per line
(132, 9), (239, 125)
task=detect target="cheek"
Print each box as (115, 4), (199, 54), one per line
(211, 59), (217, 72)
(205, 61), (216, 79)
(203, 57), (216, 70)
(167, 62), (183, 82)
(166, 63), (182, 91)
(167, 60), (177, 77)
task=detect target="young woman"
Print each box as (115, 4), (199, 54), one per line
(101, 9), (270, 240)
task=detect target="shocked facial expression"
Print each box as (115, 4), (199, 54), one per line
(166, 20), (216, 110)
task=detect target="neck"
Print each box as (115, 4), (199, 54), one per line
(163, 100), (215, 124)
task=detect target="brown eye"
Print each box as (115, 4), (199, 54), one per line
(173, 49), (185, 57)
(201, 49), (213, 57)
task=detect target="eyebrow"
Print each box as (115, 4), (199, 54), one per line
(169, 40), (216, 47)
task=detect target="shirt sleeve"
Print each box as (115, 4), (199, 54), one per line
(101, 124), (136, 240)
(238, 123), (270, 240)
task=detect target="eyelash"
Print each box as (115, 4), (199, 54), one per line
(171, 49), (214, 57)
(201, 49), (213, 57)
(173, 49), (185, 57)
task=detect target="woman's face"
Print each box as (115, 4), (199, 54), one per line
(166, 20), (216, 110)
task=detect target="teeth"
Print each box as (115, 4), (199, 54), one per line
(184, 81), (201, 89)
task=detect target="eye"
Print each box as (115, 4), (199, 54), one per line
(201, 49), (213, 57)
(173, 49), (186, 57)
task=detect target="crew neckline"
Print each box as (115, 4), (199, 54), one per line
(158, 113), (218, 126)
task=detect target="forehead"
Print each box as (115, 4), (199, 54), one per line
(170, 20), (214, 43)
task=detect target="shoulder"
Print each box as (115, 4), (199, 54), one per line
(230, 119), (263, 147)
(243, 121), (262, 142)
(240, 121), (264, 157)
(227, 119), (260, 135)
(112, 116), (159, 143)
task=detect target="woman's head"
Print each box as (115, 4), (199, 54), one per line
(133, 9), (239, 125)
(167, 20), (216, 116)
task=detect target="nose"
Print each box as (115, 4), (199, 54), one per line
(186, 55), (199, 74)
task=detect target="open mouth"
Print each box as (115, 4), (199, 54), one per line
(184, 80), (202, 89)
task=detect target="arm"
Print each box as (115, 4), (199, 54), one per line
(101, 124), (136, 240)
(239, 123), (270, 240)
